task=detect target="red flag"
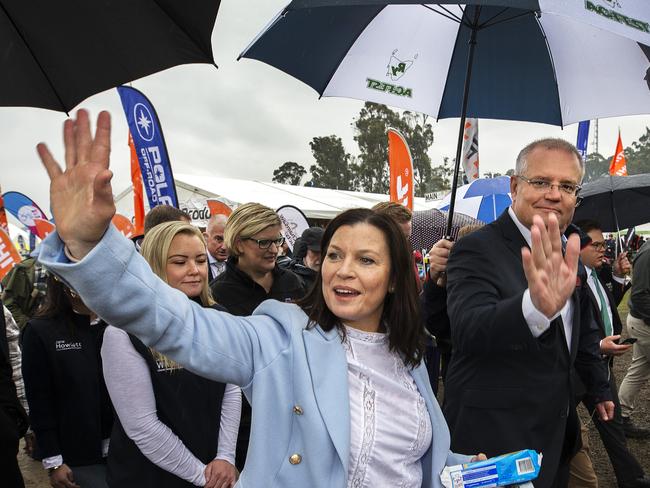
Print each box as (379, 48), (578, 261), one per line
(388, 128), (414, 210)
(610, 131), (628, 176)
(129, 132), (145, 236)
(0, 227), (21, 281)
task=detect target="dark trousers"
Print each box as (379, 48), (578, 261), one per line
(583, 372), (645, 485)
(0, 409), (24, 488)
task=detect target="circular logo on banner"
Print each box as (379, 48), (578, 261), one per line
(17, 205), (41, 227)
(133, 103), (155, 142)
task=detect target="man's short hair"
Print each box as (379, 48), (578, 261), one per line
(144, 205), (191, 235)
(574, 219), (602, 235)
(371, 201), (412, 224)
(515, 138), (584, 179)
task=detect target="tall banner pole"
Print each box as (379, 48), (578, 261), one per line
(461, 118), (479, 183)
(576, 121), (590, 161)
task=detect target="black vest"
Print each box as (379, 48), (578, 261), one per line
(107, 334), (226, 487)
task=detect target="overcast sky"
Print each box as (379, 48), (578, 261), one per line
(1, 0), (649, 224)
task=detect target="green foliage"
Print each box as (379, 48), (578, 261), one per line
(583, 152), (608, 182)
(272, 161), (307, 185)
(353, 103), (435, 196)
(583, 128), (650, 183)
(625, 127), (650, 175)
(306, 135), (357, 190)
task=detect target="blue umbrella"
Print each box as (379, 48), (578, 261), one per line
(437, 176), (512, 223)
(240, 0), (650, 233)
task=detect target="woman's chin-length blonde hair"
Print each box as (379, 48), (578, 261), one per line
(224, 202), (281, 257)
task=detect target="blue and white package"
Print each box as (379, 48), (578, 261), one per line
(440, 449), (542, 488)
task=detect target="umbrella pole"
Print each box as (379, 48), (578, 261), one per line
(445, 7), (481, 237)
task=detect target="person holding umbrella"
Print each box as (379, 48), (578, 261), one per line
(35, 109), (486, 488)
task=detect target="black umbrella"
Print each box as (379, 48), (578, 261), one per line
(573, 174), (650, 232)
(410, 208), (480, 252)
(0, 0), (220, 113)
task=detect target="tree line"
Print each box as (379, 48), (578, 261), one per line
(272, 102), (650, 194)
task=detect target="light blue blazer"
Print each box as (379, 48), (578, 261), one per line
(39, 226), (472, 487)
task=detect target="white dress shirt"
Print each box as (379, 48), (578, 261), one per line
(208, 252), (226, 279)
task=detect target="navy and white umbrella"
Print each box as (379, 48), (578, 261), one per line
(241, 0), (650, 232)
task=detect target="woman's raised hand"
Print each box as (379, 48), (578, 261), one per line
(37, 109), (115, 259)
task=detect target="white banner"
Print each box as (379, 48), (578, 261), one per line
(277, 205), (310, 252)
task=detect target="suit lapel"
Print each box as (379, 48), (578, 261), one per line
(410, 362), (449, 470)
(302, 326), (350, 471)
(496, 212), (528, 274)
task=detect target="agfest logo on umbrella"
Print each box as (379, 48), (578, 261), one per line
(366, 49), (417, 98)
(585, 0), (650, 33)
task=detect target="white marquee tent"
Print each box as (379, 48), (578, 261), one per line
(115, 174), (440, 225)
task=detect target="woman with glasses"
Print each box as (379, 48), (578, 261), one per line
(209, 202), (306, 470)
(210, 202), (306, 316)
(37, 110), (482, 488)
(101, 222), (240, 488)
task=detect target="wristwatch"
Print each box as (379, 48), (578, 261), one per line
(48, 465), (62, 476)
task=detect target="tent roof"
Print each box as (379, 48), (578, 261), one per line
(116, 174), (439, 220)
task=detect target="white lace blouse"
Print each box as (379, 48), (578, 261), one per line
(343, 326), (433, 488)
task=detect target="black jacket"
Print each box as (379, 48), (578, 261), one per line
(278, 258), (317, 294)
(210, 257), (306, 316)
(21, 313), (113, 466)
(629, 240), (650, 323)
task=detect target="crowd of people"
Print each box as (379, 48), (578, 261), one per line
(0, 109), (649, 488)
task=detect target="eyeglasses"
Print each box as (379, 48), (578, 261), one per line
(516, 175), (582, 196)
(589, 241), (607, 251)
(243, 236), (285, 249)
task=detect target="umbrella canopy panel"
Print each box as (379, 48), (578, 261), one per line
(0, 0), (220, 112)
(410, 208), (481, 251)
(573, 173), (650, 232)
(242, 2), (650, 125)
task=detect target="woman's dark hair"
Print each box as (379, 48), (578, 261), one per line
(298, 208), (425, 368)
(34, 274), (73, 319)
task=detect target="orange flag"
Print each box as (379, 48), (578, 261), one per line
(206, 199), (233, 218)
(0, 189), (9, 234)
(0, 227), (21, 281)
(112, 214), (135, 239)
(388, 128), (414, 210)
(33, 218), (56, 239)
(610, 131), (628, 176)
(129, 132), (145, 236)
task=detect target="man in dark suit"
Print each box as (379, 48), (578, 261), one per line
(569, 219), (650, 488)
(204, 214), (229, 283)
(444, 138), (613, 488)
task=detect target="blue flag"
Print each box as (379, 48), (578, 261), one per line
(117, 86), (179, 208)
(576, 121), (590, 161)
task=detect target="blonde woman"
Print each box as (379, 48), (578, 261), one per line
(101, 222), (241, 488)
